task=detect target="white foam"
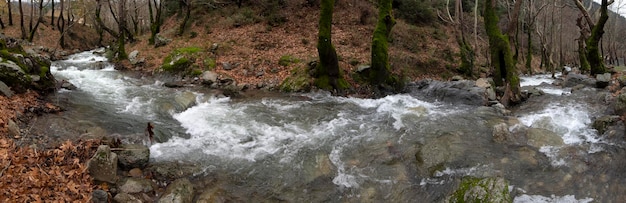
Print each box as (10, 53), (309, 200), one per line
(62, 48), (108, 63)
(518, 103), (599, 145)
(514, 194), (593, 203)
(539, 146), (567, 167)
(520, 74), (559, 87)
(538, 87), (569, 96)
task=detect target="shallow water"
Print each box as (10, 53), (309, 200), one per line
(48, 50), (626, 202)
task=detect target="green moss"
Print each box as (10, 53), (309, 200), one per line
(39, 66), (49, 78)
(204, 58), (217, 70)
(161, 47), (204, 73)
(280, 66), (312, 92)
(449, 177), (512, 203)
(278, 55), (300, 66)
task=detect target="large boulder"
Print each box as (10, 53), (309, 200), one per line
(87, 145), (118, 183)
(117, 144), (150, 169)
(155, 33), (172, 48)
(564, 73), (595, 88)
(128, 50), (144, 65)
(201, 71), (218, 86)
(158, 178), (194, 203)
(173, 91), (197, 111)
(448, 177), (511, 203)
(160, 47), (202, 73)
(0, 35), (55, 93)
(614, 92), (626, 116)
(596, 73), (611, 88)
(409, 79), (487, 106)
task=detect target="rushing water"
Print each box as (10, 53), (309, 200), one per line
(48, 50), (626, 202)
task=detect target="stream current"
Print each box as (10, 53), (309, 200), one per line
(45, 49), (626, 202)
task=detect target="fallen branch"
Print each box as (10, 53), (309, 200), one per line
(0, 160), (12, 178)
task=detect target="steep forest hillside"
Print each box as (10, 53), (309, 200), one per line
(0, 0), (625, 85)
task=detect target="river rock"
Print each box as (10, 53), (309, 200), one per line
(492, 123), (511, 143)
(197, 187), (228, 203)
(0, 80), (13, 97)
(91, 190), (109, 203)
(416, 132), (464, 173)
(119, 177), (154, 194)
(174, 91), (197, 111)
(147, 162), (203, 180)
(475, 78), (491, 88)
(596, 73), (611, 88)
(117, 144), (150, 169)
(409, 79), (486, 106)
(201, 71), (218, 85)
(88, 145), (118, 183)
(526, 128), (564, 148)
(564, 73), (595, 87)
(114, 193), (142, 203)
(158, 178), (194, 203)
(592, 115), (621, 135)
(614, 92), (626, 116)
(448, 177), (511, 203)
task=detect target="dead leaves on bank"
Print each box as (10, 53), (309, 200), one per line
(0, 138), (100, 202)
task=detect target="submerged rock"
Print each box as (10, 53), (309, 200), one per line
(526, 128), (564, 148)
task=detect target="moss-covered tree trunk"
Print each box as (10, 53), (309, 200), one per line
(148, 0), (163, 45)
(484, 0), (522, 105)
(315, 0), (346, 91)
(117, 0), (128, 60)
(586, 0), (610, 75)
(368, 0), (400, 91)
(526, 25), (532, 74)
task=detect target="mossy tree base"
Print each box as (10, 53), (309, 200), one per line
(366, 0), (403, 93)
(484, 0), (522, 105)
(315, 0), (349, 92)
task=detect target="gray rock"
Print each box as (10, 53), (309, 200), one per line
(201, 71), (218, 84)
(475, 78), (491, 88)
(486, 87), (497, 101)
(30, 75), (40, 82)
(564, 73), (595, 87)
(222, 62), (232, 70)
(618, 75), (626, 87)
(117, 144), (150, 169)
(146, 162), (203, 180)
(614, 93), (626, 115)
(174, 91), (197, 111)
(356, 65), (371, 73)
(521, 86), (545, 97)
(128, 50), (144, 65)
(60, 80), (77, 90)
(492, 123), (511, 143)
(7, 119), (19, 138)
(596, 73), (611, 88)
(449, 177), (511, 203)
(0, 80), (13, 97)
(571, 84), (585, 92)
(158, 178), (194, 203)
(113, 193), (142, 203)
(87, 145), (118, 183)
(155, 34), (172, 48)
(417, 132), (463, 171)
(91, 190), (109, 203)
(119, 177), (154, 194)
(409, 79), (487, 106)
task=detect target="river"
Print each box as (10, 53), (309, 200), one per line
(44, 49), (626, 202)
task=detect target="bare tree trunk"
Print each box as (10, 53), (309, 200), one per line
(28, 0), (44, 42)
(19, 0), (26, 39)
(57, 0), (66, 48)
(7, 0), (13, 26)
(177, 0), (191, 36)
(51, 0), (55, 26)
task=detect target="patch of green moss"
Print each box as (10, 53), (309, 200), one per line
(278, 55), (300, 66)
(280, 66), (312, 92)
(39, 66), (49, 78)
(203, 58), (217, 70)
(449, 177), (512, 203)
(190, 69), (203, 76)
(161, 47), (204, 73)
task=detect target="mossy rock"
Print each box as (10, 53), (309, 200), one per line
(448, 177), (512, 203)
(0, 38), (55, 93)
(161, 47), (204, 73)
(280, 66), (312, 92)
